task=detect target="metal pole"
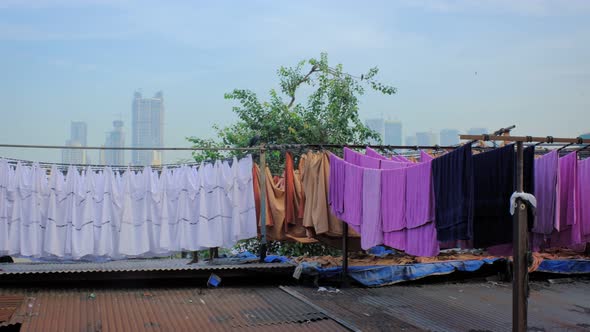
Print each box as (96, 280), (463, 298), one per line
(341, 222), (349, 288)
(513, 141), (528, 331)
(259, 145), (268, 262)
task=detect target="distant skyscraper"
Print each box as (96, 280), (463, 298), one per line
(440, 129), (460, 146)
(415, 131), (438, 146)
(62, 139), (86, 164)
(132, 91), (165, 165)
(365, 118), (384, 144)
(405, 135), (417, 146)
(70, 121), (87, 147)
(384, 120), (402, 146)
(62, 121), (87, 164)
(467, 128), (488, 135)
(104, 120), (125, 165)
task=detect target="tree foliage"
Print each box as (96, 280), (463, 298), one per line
(187, 53), (396, 256)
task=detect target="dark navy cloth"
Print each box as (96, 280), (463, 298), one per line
(432, 144), (474, 241)
(472, 145), (515, 248)
(523, 146), (536, 230)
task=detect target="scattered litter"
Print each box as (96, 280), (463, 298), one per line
(548, 278), (574, 285)
(88, 293), (96, 300)
(207, 273), (222, 287)
(449, 296), (457, 300)
(317, 287), (341, 293)
(293, 264), (303, 279)
(200, 299), (205, 304)
(188, 299), (193, 303)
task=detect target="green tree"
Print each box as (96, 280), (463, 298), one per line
(188, 52), (395, 166)
(187, 53), (395, 256)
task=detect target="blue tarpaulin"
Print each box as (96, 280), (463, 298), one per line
(536, 259), (590, 274)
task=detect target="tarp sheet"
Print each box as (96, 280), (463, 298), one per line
(299, 258), (590, 287)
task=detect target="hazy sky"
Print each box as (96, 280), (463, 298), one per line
(1, 0), (589, 163)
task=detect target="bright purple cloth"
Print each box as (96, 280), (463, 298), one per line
(579, 158), (590, 237)
(344, 147), (381, 168)
(392, 155), (411, 162)
(551, 152), (581, 247)
(381, 168), (406, 232)
(533, 150), (558, 235)
(405, 162), (434, 228)
(556, 152), (577, 231)
(380, 159), (412, 170)
(328, 153), (346, 220)
(361, 168), (383, 250)
(365, 147), (388, 160)
(383, 230), (406, 251)
(405, 222), (439, 257)
(420, 150), (434, 162)
(341, 160), (364, 228)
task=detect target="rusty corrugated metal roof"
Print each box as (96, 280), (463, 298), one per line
(0, 258), (294, 275)
(0, 287), (345, 332)
(0, 296), (23, 323)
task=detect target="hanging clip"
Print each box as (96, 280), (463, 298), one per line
(526, 136), (533, 143)
(482, 134), (490, 141)
(577, 137), (584, 145)
(547, 136), (554, 144)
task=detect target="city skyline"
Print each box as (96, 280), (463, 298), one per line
(1, 1), (589, 163)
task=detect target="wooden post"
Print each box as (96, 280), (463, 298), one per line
(259, 145), (268, 262)
(341, 223), (349, 288)
(513, 141), (528, 331)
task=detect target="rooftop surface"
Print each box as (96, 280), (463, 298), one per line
(1, 278), (588, 331)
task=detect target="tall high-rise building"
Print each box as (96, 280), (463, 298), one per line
(132, 91), (165, 165)
(104, 120), (125, 165)
(365, 118), (384, 144)
(62, 121), (87, 164)
(440, 129), (460, 146)
(62, 139), (86, 164)
(384, 120), (402, 145)
(70, 121), (88, 147)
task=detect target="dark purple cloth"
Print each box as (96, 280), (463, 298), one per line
(579, 157), (590, 237)
(432, 144), (474, 241)
(405, 222), (439, 257)
(344, 147), (381, 168)
(328, 153), (346, 220)
(533, 150), (558, 235)
(420, 150), (434, 162)
(405, 162), (434, 228)
(381, 168), (406, 232)
(341, 160), (364, 229)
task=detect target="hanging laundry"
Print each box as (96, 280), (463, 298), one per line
(420, 150), (434, 162)
(578, 157), (590, 239)
(365, 147), (389, 160)
(533, 150), (558, 235)
(432, 144), (474, 242)
(361, 168), (383, 250)
(551, 152), (582, 247)
(344, 147), (381, 168)
(472, 145), (516, 248)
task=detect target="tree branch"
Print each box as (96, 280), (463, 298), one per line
(287, 65), (319, 109)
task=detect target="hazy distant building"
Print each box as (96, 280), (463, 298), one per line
(415, 131), (438, 146)
(580, 132), (590, 139)
(440, 129), (460, 146)
(405, 135), (417, 146)
(70, 121), (87, 147)
(104, 120), (125, 165)
(62, 121), (87, 164)
(62, 139), (86, 164)
(365, 118), (384, 144)
(384, 121), (402, 146)
(132, 91), (164, 165)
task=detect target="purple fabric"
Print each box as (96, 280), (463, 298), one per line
(344, 147), (381, 168)
(383, 230), (406, 251)
(381, 168), (406, 232)
(342, 161), (364, 227)
(420, 150), (434, 162)
(405, 222), (439, 257)
(551, 152), (581, 247)
(361, 168), (383, 250)
(405, 162), (434, 228)
(380, 159), (412, 170)
(579, 158), (590, 237)
(328, 153), (346, 219)
(556, 152), (577, 231)
(392, 155), (411, 162)
(533, 150), (558, 235)
(366, 147), (388, 160)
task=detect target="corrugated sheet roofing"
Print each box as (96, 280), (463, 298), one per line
(0, 258), (294, 275)
(0, 287), (345, 332)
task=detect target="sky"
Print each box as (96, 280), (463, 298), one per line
(0, 0), (589, 163)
